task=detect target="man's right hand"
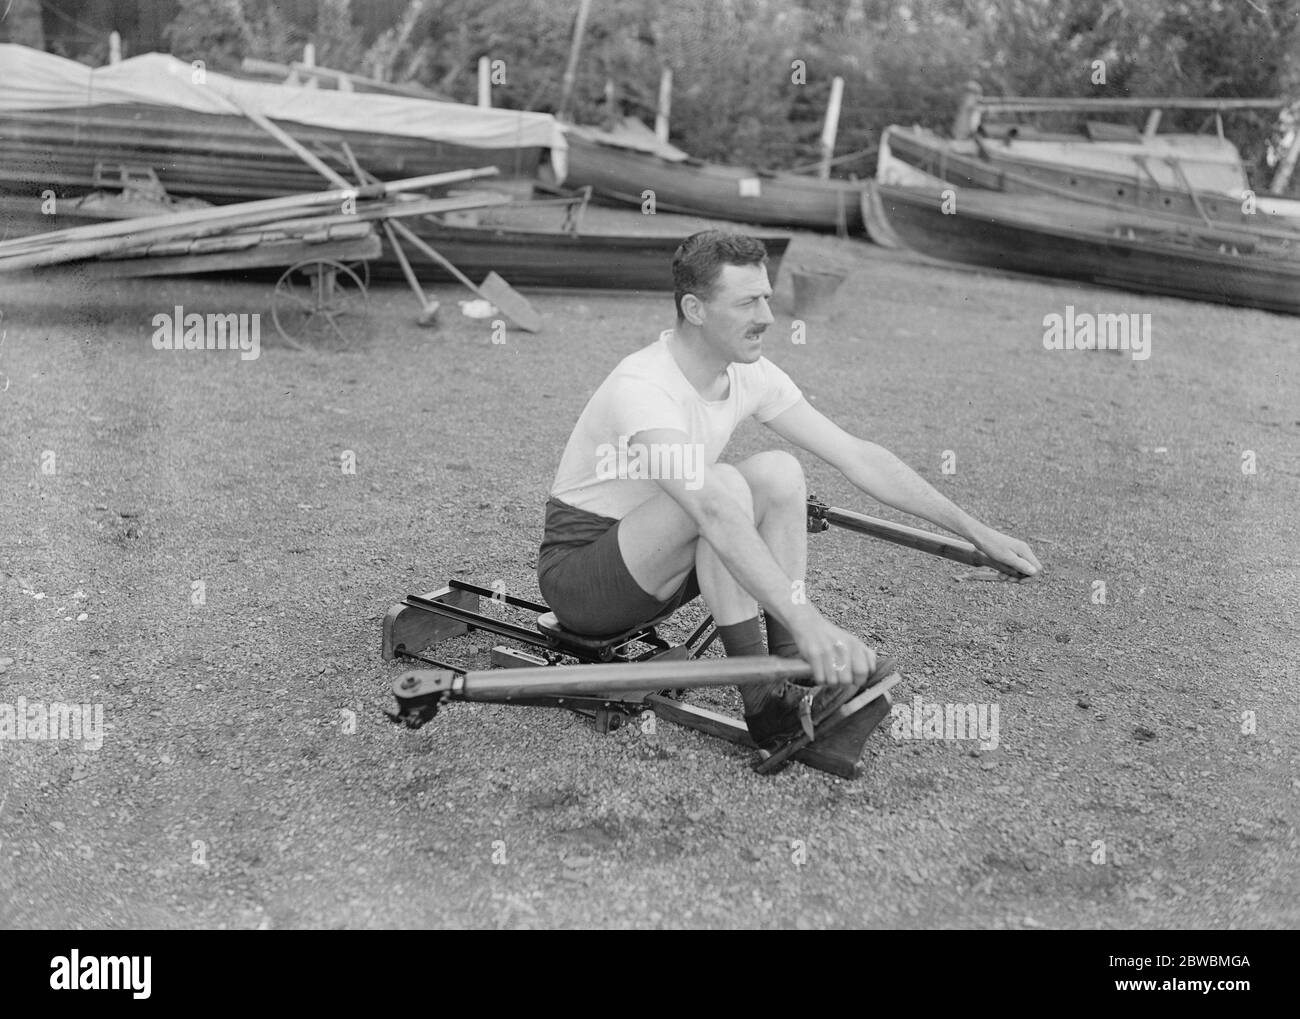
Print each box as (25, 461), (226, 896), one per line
(787, 607), (877, 687)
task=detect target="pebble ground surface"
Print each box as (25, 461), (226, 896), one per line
(0, 221), (1296, 929)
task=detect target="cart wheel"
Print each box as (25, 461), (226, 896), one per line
(346, 259), (371, 289)
(272, 258), (370, 351)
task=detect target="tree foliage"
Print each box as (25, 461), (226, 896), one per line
(158, 0), (1300, 190)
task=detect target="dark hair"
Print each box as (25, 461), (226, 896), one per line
(672, 231), (768, 322)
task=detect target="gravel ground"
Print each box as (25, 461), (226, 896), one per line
(0, 229), (1296, 929)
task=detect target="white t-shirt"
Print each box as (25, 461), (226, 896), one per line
(550, 329), (803, 519)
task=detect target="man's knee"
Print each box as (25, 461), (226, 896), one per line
(710, 462), (756, 518)
(739, 450), (806, 505)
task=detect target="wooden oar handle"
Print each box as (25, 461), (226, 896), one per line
(807, 498), (1027, 577)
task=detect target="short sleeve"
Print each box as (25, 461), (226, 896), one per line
(751, 358), (803, 423)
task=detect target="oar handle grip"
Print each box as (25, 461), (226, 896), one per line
(807, 498), (1026, 577)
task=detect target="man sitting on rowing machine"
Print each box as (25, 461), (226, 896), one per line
(538, 231), (1041, 753)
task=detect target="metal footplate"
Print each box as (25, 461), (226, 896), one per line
(752, 659), (902, 776)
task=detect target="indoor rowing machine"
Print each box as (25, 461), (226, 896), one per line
(380, 498), (1026, 777)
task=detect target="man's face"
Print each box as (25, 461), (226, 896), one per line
(696, 262), (774, 364)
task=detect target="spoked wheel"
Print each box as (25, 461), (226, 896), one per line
(272, 258), (370, 351)
(346, 259), (371, 290)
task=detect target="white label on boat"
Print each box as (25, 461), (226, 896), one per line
(738, 177), (762, 198)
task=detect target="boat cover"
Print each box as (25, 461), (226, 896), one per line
(0, 44), (568, 180)
(563, 116), (689, 161)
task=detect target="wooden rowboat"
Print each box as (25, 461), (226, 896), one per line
(563, 130), (866, 233)
(369, 217), (791, 291)
(0, 195), (790, 293)
(874, 183), (1300, 315)
(0, 103), (542, 205)
(879, 124), (1300, 233)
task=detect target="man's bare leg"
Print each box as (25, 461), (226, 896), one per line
(693, 453), (806, 710)
(617, 451), (809, 712)
(693, 451), (807, 625)
(615, 450), (806, 613)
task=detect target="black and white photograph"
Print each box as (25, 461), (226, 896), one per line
(0, 0), (1295, 958)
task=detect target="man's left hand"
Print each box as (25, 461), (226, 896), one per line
(967, 524), (1042, 579)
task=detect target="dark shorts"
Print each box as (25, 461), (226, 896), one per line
(537, 496), (698, 637)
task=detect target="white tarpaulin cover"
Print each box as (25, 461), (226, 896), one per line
(0, 44), (567, 179)
(564, 116), (689, 162)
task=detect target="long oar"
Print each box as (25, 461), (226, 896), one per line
(347, 159), (542, 334)
(382, 220), (440, 325)
(226, 90), (542, 332)
(386, 218), (542, 332)
(339, 141), (439, 325)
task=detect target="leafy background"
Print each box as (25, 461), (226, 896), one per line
(5, 0), (1299, 189)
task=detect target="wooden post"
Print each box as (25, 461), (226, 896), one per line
(478, 55), (491, 108)
(1271, 117), (1300, 194)
(303, 43), (317, 88)
(604, 78), (618, 131)
(818, 76), (844, 180)
(953, 80), (982, 140)
(557, 0), (594, 123)
(108, 31), (121, 64)
(655, 67), (673, 143)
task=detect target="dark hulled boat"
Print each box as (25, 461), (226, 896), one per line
(875, 183), (1300, 315)
(563, 129), (867, 233)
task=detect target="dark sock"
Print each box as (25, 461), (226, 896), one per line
(718, 617), (782, 715)
(718, 617), (765, 658)
(763, 612), (800, 658)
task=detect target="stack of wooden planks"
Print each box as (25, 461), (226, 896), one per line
(0, 169), (508, 278)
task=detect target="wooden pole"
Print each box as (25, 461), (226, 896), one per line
(818, 76), (844, 180)
(404, 655), (825, 703)
(477, 55), (491, 108)
(977, 97), (1286, 114)
(655, 67), (673, 143)
(557, 0), (594, 123)
(338, 139), (440, 325)
(220, 93), (352, 189)
(0, 170), (499, 270)
(816, 503), (1024, 577)
(603, 78), (618, 131)
(108, 31), (121, 64)
(302, 42), (317, 89)
(385, 220), (487, 292)
(332, 146), (541, 332)
(1271, 119), (1300, 193)
(241, 58), (446, 100)
(385, 219), (542, 332)
(383, 220), (440, 324)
